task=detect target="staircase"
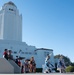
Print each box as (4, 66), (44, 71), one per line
(0, 58), (21, 74)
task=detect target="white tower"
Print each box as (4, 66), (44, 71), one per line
(0, 1), (22, 42)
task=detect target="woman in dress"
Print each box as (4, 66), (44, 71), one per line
(29, 57), (36, 73)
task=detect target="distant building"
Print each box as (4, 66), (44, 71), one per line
(0, 1), (55, 68)
(0, 1), (22, 41)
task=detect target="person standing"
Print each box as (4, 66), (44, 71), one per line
(45, 54), (50, 67)
(18, 59), (21, 67)
(15, 56), (19, 65)
(24, 59), (29, 73)
(57, 56), (66, 73)
(29, 57), (36, 73)
(45, 54), (51, 72)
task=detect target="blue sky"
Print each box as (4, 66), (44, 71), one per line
(0, 0), (74, 62)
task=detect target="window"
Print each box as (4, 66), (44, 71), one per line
(35, 52), (37, 55)
(9, 8), (14, 11)
(25, 52), (28, 54)
(44, 52), (49, 57)
(14, 51), (17, 54)
(21, 52), (24, 54)
(29, 52), (32, 54)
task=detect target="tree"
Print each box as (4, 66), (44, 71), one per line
(66, 66), (74, 72)
(54, 54), (71, 66)
(70, 62), (74, 66)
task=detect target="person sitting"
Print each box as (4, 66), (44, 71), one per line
(8, 50), (13, 60)
(3, 49), (8, 60)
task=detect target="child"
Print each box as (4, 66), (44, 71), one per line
(24, 59), (29, 73)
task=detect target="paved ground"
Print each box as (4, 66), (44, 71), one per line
(0, 73), (74, 75)
(22, 73), (74, 75)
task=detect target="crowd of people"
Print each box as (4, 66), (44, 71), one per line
(3, 48), (66, 73)
(3, 49), (36, 73)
